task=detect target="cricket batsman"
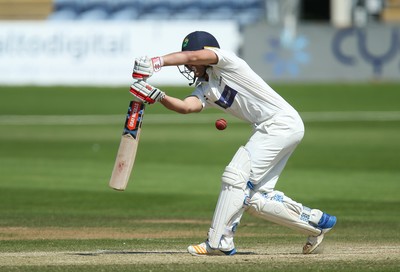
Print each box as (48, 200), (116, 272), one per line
(129, 31), (337, 256)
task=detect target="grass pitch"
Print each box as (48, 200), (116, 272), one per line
(0, 83), (399, 271)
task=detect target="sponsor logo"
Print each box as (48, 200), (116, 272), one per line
(215, 85), (237, 109)
(332, 27), (400, 77)
(182, 37), (189, 48)
(152, 57), (162, 72)
(145, 84), (152, 91)
(265, 35), (310, 77)
(127, 102), (140, 130)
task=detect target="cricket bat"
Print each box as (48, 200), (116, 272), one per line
(109, 100), (145, 191)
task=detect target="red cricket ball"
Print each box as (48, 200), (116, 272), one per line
(215, 118), (227, 130)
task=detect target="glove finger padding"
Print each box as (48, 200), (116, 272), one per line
(132, 56), (153, 79)
(130, 80), (165, 104)
(132, 56), (163, 79)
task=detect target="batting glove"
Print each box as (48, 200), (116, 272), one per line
(129, 80), (165, 104)
(132, 56), (163, 80)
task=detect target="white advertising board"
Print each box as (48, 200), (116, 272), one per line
(0, 21), (240, 86)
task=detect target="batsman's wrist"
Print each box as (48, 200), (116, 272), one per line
(159, 91), (166, 102)
(151, 57), (164, 72)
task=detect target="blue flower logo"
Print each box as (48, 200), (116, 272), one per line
(265, 34), (310, 77)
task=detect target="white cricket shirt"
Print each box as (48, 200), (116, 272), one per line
(192, 48), (300, 125)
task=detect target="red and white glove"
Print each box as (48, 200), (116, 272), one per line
(129, 80), (165, 104)
(132, 56), (163, 80)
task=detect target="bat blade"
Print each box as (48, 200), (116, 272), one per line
(109, 100), (145, 191)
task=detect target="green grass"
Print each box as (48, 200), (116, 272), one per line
(0, 83), (399, 271)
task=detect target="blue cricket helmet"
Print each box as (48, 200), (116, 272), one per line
(179, 31), (220, 86)
(181, 31), (220, 51)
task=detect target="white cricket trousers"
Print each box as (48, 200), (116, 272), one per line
(245, 112), (305, 192)
(217, 112), (305, 251)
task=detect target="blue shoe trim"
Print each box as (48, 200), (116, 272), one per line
(222, 248), (237, 256)
(318, 213), (337, 229)
(206, 240), (237, 256)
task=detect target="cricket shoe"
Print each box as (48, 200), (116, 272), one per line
(187, 241), (237, 256)
(303, 213), (337, 254)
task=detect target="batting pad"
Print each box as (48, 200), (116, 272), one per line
(248, 191), (322, 236)
(208, 147), (251, 249)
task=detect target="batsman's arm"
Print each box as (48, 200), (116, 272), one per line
(162, 50), (218, 66)
(160, 95), (203, 114)
(132, 50), (217, 79)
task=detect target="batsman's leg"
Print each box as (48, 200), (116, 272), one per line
(247, 190), (337, 254)
(187, 146), (251, 256)
(244, 127), (336, 254)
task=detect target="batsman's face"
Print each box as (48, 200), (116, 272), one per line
(186, 65), (207, 78)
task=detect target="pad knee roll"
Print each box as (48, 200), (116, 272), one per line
(221, 146), (251, 189)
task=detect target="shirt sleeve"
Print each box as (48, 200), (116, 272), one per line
(190, 85), (207, 108)
(205, 47), (237, 70)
